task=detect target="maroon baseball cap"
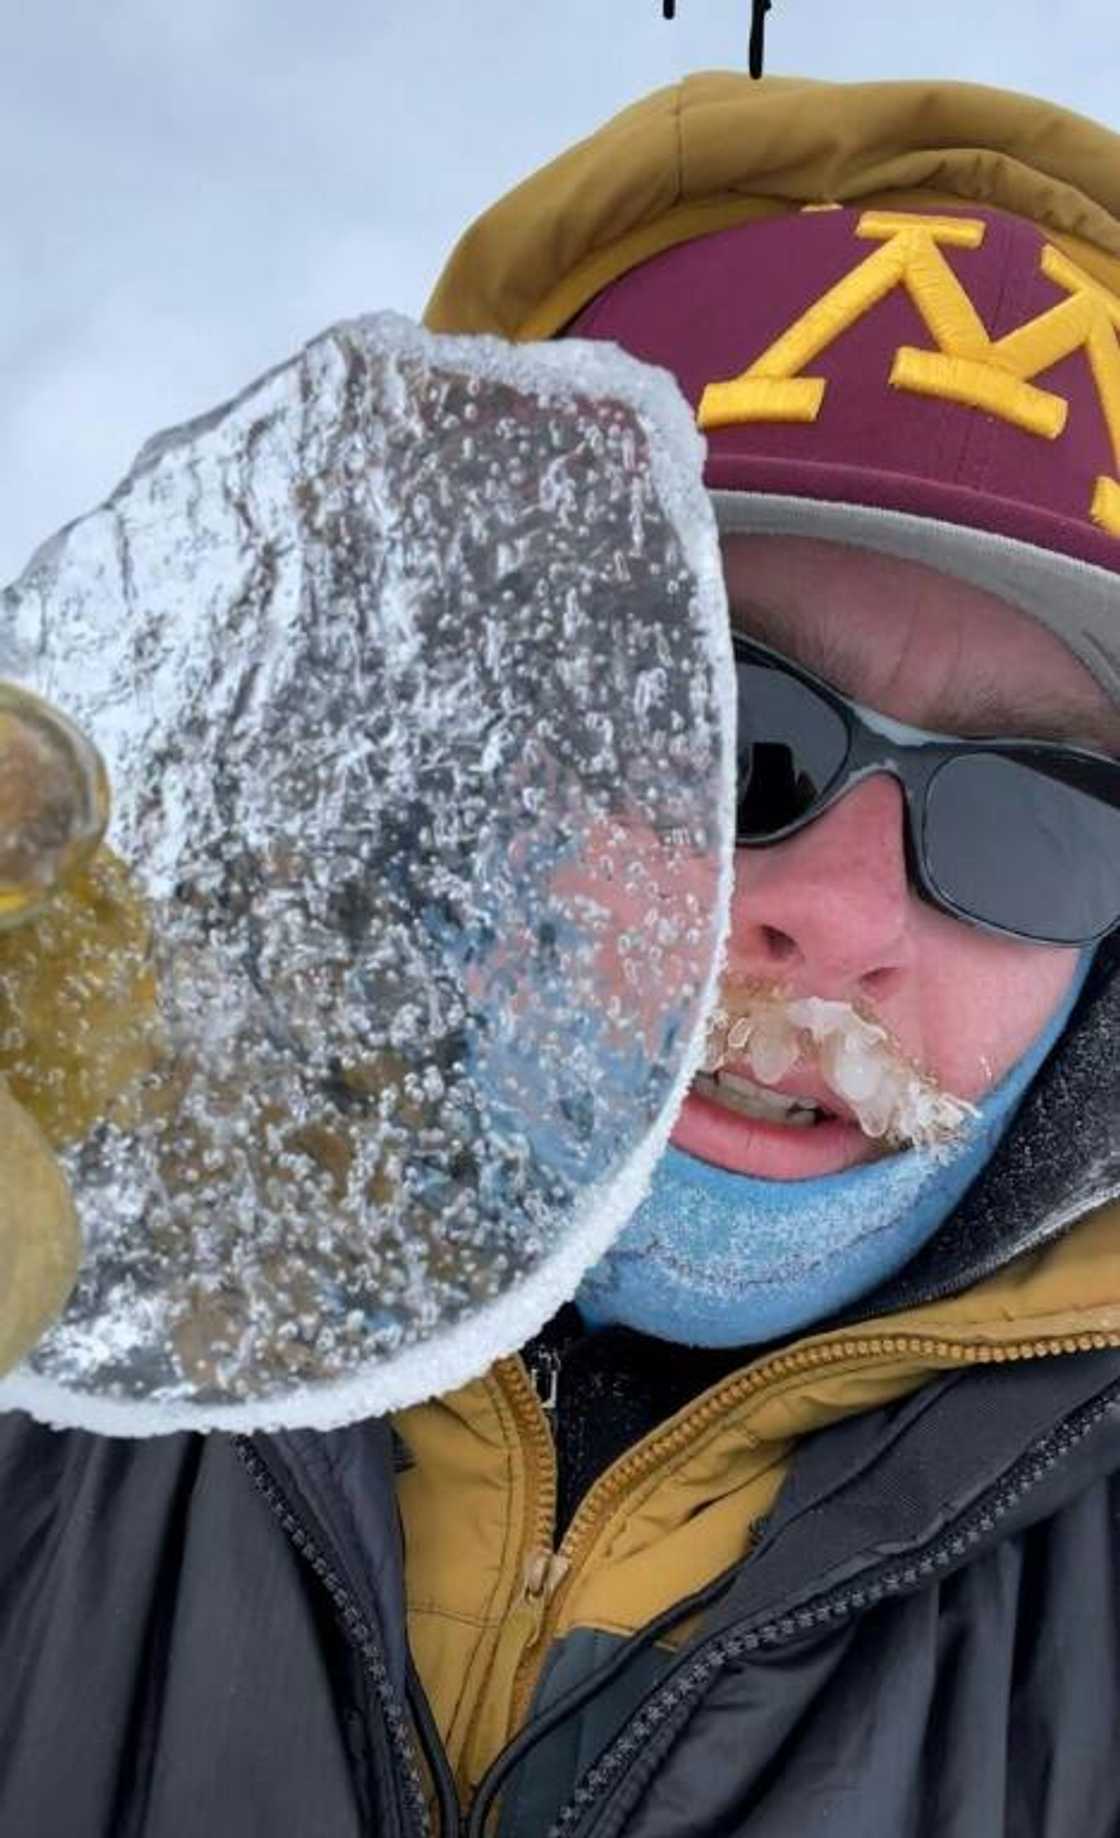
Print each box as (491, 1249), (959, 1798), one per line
(567, 203), (1120, 706)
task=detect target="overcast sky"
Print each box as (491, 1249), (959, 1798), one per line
(3, 1), (1119, 583)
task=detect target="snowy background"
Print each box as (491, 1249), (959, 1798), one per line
(4, 0), (1119, 585)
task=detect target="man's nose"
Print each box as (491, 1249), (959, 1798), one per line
(727, 772), (918, 998)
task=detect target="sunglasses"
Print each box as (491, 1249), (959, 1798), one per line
(731, 632), (1120, 946)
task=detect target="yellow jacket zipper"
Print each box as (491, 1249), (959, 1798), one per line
(497, 1324), (1120, 1739)
(455, 1350), (560, 1790)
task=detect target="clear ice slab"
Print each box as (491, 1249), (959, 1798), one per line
(0, 313), (734, 1434)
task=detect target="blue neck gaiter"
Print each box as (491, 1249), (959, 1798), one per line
(576, 951), (1095, 1347)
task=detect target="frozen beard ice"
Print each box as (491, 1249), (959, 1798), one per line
(575, 952), (1095, 1345)
(671, 979), (984, 1183)
(697, 986), (980, 1148)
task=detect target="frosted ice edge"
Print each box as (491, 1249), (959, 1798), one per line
(0, 312), (735, 1433)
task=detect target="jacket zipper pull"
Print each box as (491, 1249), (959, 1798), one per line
(529, 1346), (562, 1430)
(522, 1547), (572, 1602)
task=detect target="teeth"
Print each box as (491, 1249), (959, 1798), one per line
(695, 1071), (820, 1127)
(720, 1071), (817, 1115)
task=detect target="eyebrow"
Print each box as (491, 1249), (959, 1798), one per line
(731, 601), (1120, 756)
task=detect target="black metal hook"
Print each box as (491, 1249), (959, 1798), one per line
(660, 2), (775, 80)
(749, 0), (772, 76)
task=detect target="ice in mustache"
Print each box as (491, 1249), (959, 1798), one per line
(701, 989), (980, 1148)
(0, 315), (734, 1436)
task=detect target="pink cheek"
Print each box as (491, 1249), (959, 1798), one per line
(919, 928), (1081, 1099)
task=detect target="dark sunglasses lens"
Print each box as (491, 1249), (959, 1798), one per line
(735, 661), (850, 838)
(924, 754), (1120, 943)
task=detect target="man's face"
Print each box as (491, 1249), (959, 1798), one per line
(670, 534), (1120, 1181)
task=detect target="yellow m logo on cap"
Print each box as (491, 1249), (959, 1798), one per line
(698, 212), (1120, 537)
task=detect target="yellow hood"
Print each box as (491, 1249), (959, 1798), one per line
(425, 73), (1120, 341)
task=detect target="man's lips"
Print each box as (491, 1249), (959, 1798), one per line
(670, 1081), (882, 1178)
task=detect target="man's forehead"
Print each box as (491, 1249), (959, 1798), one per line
(727, 588), (1120, 757)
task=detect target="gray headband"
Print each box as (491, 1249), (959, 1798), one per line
(712, 490), (1120, 713)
